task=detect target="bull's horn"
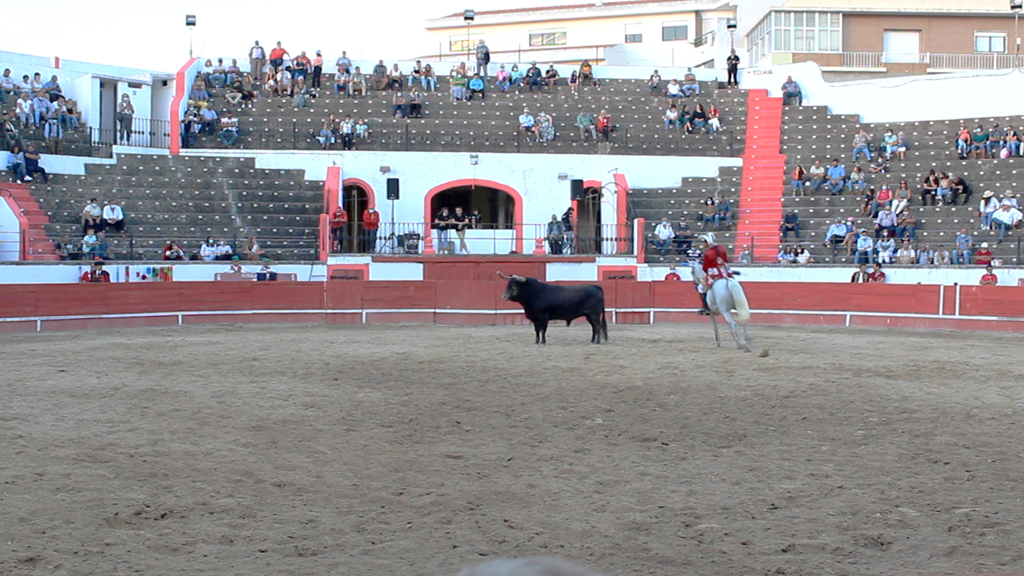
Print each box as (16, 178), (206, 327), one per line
(512, 274), (526, 282)
(497, 271), (512, 279)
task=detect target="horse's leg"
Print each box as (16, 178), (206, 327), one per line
(708, 308), (721, 347)
(723, 311), (750, 353)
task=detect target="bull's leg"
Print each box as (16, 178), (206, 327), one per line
(587, 313), (601, 344)
(536, 319), (549, 344)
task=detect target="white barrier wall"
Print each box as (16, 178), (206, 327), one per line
(0, 197), (21, 262)
(740, 61), (1024, 124)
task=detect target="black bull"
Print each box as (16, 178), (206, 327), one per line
(498, 272), (609, 344)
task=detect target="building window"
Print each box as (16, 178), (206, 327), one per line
(529, 30), (567, 47)
(748, 10), (841, 62)
(976, 31), (1007, 53)
(662, 22), (688, 42)
(450, 34), (484, 53)
(625, 23), (643, 43)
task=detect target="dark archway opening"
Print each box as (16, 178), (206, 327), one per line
(341, 184), (370, 253)
(577, 187), (603, 254)
(430, 186), (515, 230)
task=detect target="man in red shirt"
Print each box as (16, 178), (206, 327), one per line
(868, 262), (886, 283)
(980, 265), (998, 285)
(268, 42), (289, 75)
(79, 262), (111, 283)
(361, 206), (380, 253)
(664, 265), (681, 281)
(975, 242), (994, 266)
(699, 232), (732, 288)
(330, 206), (348, 252)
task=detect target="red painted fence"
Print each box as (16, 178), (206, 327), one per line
(0, 281), (1021, 334)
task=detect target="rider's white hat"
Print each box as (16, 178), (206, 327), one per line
(698, 232), (717, 246)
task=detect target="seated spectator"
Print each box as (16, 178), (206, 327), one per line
(8, 144), (28, 183)
(648, 70), (661, 94)
(355, 118), (370, 140)
(971, 125), (988, 159)
(524, 62), (543, 92)
(1002, 190), (1018, 208)
(681, 68), (699, 97)
(860, 186), (876, 216)
(934, 245), (951, 265)
(841, 216), (859, 254)
(509, 64), (524, 90)
(219, 111), (240, 147)
(576, 109), (596, 141)
(200, 59), (215, 86)
(852, 129), (871, 163)
(92, 231), (109, 260)
(781, 75), (802, 105)
(215, 240), (234, 260)
(534, 110), (555, 143)
(43, 115), (63, 154)
(81, 198), (102, 232)
(948, 175), (970, 206)
(349, 67), (366, 97)
(987, 123), (1005, 158)
(916, 243), (934, 265)
(0, 68), (18, 105)
(293, 77), (309, 103)
(495, 64), (511, 92)
(992, 200), (1024, 243)
(738, 244), (752, 263)
(851, 263), (870, 282)
(371, 60), (389, 91)
(408, 60), (424, 88)
(163, 241), (185, 260)
(43, 75), (63, 102)
(263, 70), (279, 97)
(200, 237), (218, 261)
(855, 229), (874, 264)
(665, 79), (682, 102)
(955, 125), (972, 159)
(980, 265), (998, 285)
(920, 169), (939, 206)
(699, 196), (716, 230)
(55, 234), (75, 260)
(467, 74), (486, 101)
(936, 172), (953, 206)
(82, 228), (100, 258)
(895, 240), (916, 265)
(210, 58), (228, 88)
(15, 93), (33, 128)
(408, 88), (423, 118)
(690, 104), (707, 133)
(895, 210), (917, 240)
(31, 91), (53, 126)
(794, 246), (814, 264)
(189, 76), (210, 101)
(881, 128), (898, 159)
(23, 144), (48, 183)
(181, 106), (201, 148)
(875, 204), (897, 238)
(597, 110), (611, 142)
(1006, 127), (1021, 157)
(868, 262), (886, 283)
(450, 72), (467, 101)
(790, 164), (807, 195)
(421, 64), (436, 92)
(578, 60), (598, 87)
(57, 98), (80, 131)
(975, 242), (994, 266)
(894, 131), (908, 161)
(780, 209), (800, 239)
(199, 106), (219, 135)
(953, 228), (973, 265)
(826, 159), (845, 195)
(80, 261), (111, 283)
(391, 91), (408, 118)
(292, 52), (312, 84)
(807, 160), (825, 193)
(652, 218), (674, 255)
(980, 190), (999, 229)
(706, 104), (722, 135)
(334, 70), (350, 95)
(868, 150), (888, 175)
(388, 64), (403, 91)
(672, 218), (693, 253)
(891, 188), (909, 218)
(663, 104), (680, 130)
(776, 245), (795, 264)
(871, 183), (894, 217)
(568, 70), (579, 95)
(227, 59), (242, 85)
(664, 265), (681, 281)
(543, 65), (560, 88)
(715, 195), (733, 229)
(103, 200), (125, 233)
(518, 109), (535, 136)
(824, 217), (846, 249)
(318, 114), (337, 149)
(847, 165), (866, 192)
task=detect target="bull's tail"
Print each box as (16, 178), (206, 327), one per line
(727, 279), (751, 324)
(601, 311), (609, 341)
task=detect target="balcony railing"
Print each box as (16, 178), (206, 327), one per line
(835, 51), (1024, 70)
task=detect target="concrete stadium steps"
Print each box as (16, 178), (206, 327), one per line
(780, 106), (1024, 264)
(20, 154), (325, 261)
(0, 182), (60, 260)
(10, 127), (97, 158)
(735, 90), (785, 263)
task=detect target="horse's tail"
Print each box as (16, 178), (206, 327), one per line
(728, 279), (751, 324)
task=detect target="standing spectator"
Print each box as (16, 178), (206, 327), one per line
(980, 265), (998, 285)
(851, 129), (871, 163)
(597, 110), (612, 142)
(975, 242), (994, 266)
(452, 207), (471, 254)
(561, 207), (575, 254)
(546, 214), (565, 255)
(336, 51), (352, 75)
(826, 159), (846, 195)
(681, 68), (699, 97)
(992, 200), (1023, 243)
(311, 51), (324, 89)
(269, 42), (289, 75)
(652, 218), (674, 255)
(163, 241), (185, 260)
(953, 228), (973, 265)
(217, 111), (239, 147)
(23, 144), (48, 183)
(648, 70), (662, 94)
(780, 209), (800, 239)
(467, 74), (486, 101)
(868, 262), (886, 283)
(855, 229), (874, 264)
(576, 109), (597, 141)
(116, 94), (135, 144)
(362, 205), (380, 253)
(807, 160), (826, 193)
(43, 115), (63, 155)
(331, 205), (348, 252)
(726, 49), (739, 87)
(103, 200), (125, 234)
(249, 41), (266, 77)
(781, 76), (802, 105)
(475, 40), (490, 77)
(434, 207), (453, 254)
(980, 190), (1000, 229)
(79, 261), (111, 283)
(851, 263), (870, 282)
(934, 245), (951, 265)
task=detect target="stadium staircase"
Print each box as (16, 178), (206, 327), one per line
(0, 182), (60, 260)
(781, 107), (1024, 264)
(735, 89), (785, 263)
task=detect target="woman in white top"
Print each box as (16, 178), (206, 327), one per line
(116, 94), (135, 144)
(980, 192), (1000, 229)
(16, 93), (33, 126)
(846, 165), (866, 192)
(421, 64), (436, 92)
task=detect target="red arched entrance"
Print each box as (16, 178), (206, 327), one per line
(424, 179), (524, 254)
(341, 179), (375, 253)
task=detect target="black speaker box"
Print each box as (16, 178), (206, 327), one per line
(570, 179), (584, 201)
(387, 178), (400, 200)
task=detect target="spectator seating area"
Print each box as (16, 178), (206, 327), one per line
(191, 76), (747, 157)
(781, 107), (1024, 265)
(20, 154), (324, 261)
(632, 166), (743, 263)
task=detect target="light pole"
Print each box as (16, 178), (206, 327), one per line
(464, 9), (475, 65)
(185, 14), (196, 58)
(727, 17), (737, 49)
(1012, 1), (1023, 60)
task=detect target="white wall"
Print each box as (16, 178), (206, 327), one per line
(0, 197), (21, 262)
(152, 79), (175, 123)
(641, 263), (1024, 286)
(740, 61), (1024, 123)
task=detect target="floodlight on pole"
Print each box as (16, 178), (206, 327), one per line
(185, 15), (197, 58)
(1012, 0), (1023, 58)
(464, 9), (475, 64)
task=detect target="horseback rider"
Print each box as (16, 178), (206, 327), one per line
(687, 240), (710, 316)
(699, 232), (733, 289)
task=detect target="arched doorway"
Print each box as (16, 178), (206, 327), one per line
(341, 183), (370, 253)
(577, 185), (604, 254)
(425, 179), (524, 254)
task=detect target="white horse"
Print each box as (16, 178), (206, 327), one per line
(690, 261), (752, 352)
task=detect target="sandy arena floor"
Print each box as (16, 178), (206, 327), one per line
(1, 322), (1023, 576)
